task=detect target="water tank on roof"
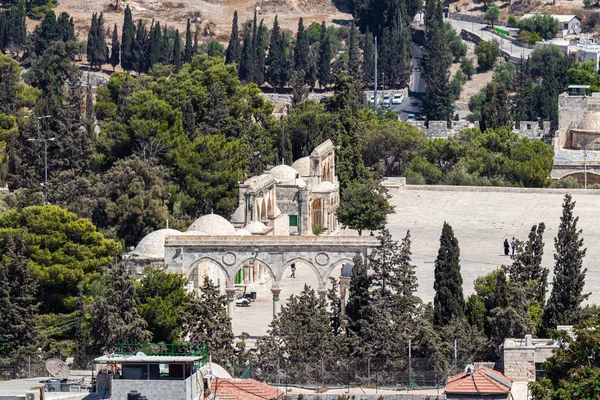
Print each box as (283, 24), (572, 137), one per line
(128, 391), (140, 400)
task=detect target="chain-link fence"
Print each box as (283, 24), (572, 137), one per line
(0, 354), (99, 381)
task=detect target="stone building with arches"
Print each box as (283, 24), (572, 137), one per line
(231, 139), (340, 236)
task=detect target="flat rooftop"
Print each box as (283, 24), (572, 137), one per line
(93, 354), (202, 364)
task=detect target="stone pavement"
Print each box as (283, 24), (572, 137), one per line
(386, 186), (600, 305)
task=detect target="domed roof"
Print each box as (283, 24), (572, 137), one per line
(188, 214), (236, 236)
(132, 229), (182, 260)
(291, 156), (311, 177)
(234, 228), (252, 236)
(579, 112), (600, 131)
(231, 204), (246, 225)
(245, 221), (268, 234)
(269, 165), (298, 184)
(313, 181), (337, 193)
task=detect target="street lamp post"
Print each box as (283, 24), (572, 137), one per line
(26, 115), (54, 203)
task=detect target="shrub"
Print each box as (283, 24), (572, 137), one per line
(475, 40), (500, 70)
(461, 57), (476, 79)
(517, 14), (559, 40)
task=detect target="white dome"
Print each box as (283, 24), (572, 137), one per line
(245, 221), (268, 234)
(132, 229), (182, 260)
(269, 165), (298, 184)
(313, 181), (337, 193)
(188, 214), (236, 236)
(291, 156), (311, 177)
(234, 228), (252, 236)
(231, 204), (246, 224)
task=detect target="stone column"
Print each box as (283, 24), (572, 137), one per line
(317, 285), (327, 299)
(225, 288), (236, 318)
(271, 287), (281, 319)
(339, 277), (350, 315)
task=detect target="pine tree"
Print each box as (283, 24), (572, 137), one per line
(543, 194), (588, 331)
(90, 263), (152, 352)
(173, 29), (182, 72)
(182, 277), (234, 364)
(317, 21), (332, 89)
(225, 11), (241, 65)
(480, 83), (511, 132)
(370, 228), (401, 297)
(110, 24), (120, 71)
(361, 28), (374, 87)
(509, 223), (548, 305)
(347, 22), (362, 84)
(0, 236), (39, 355)
(514, 57), (535, 124)
(433, 221), (465, 326)
(294, 18), (309, 74)
(266, 16), (284, 91)
(238, 23), (255, 82)
(255, 19), (267, 85)
(120, 5), (135, 71)
(184, 18), (193, 63)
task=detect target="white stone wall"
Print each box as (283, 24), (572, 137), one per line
(112, 379), (187, 400)
(502, 348), (535, 381)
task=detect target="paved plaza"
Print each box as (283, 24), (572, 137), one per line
(232, 186), (600, 337)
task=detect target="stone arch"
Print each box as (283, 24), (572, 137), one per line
(559, 171), (600, 185)
(186, 256), (231, 290)
(322, 257), (356, 283)
(277, 257), (323, 287)
(234, 257), (277, 283)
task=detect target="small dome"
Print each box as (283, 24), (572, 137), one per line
(231, 204), (246, 224)
(269, 165), (298, 184)
(580, 112), (600, 131)
(295, 176), (307, 188)
(313, 181), (337, 193)
(188, 214), (236, 236)
(245, 221), (268, 234)
(291, 156), (311, 177)
(234, 228), (252, 236)
(132, 229), (182, 260)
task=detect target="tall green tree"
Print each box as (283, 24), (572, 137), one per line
(90, 263), (152, 353)
(120, 5), (135, 71)
(513, 57), (536, 124)
(255, 19), (267, 85)
(0, 54), (21, 115)
(225, 11), (241, 65)
(132, 20), (147, 75)
(184, 18), (192, 63)
(509, 223), (548, 305)
(317, 21), (332, 89)
(0, 236), (39, 355)
(110, 24), (120, 71)
(361, 29), (375, 87)
(87, 12), (107, 70)
(173, 29), (182, 72)
(480, 83), (511, 132)
(182, 277), (234, 363)
(433, 221), (465, 326)
(346, 253), (371, 336)
(543, 194), (588, 331)
(266, 16), (284, 90)
(238, 23), (255, 82)
(347, 22), (362, 84)
(294, 18), (309, 75)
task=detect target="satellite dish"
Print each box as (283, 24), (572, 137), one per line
(465, 364), (475, 375)
(46, 358), (70, 379)
(136, 352), (146, 357)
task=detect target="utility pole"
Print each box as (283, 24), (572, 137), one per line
(26, 115), (54, 204)
(374, 36), (378, 109)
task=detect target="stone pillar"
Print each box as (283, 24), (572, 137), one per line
(317, 285), (327, 299)
(339, 277), (350, 315)
(225, 288), (236, 318)
(271, 287), (281, 319)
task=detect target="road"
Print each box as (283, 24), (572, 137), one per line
(448, 18), (533, 59)
(394, 43), (424, 121)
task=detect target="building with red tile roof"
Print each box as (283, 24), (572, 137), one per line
(209, 378), (283, 400)
(445, 365), (512, 400)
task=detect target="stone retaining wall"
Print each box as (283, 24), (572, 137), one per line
(404, 184), (600, 195)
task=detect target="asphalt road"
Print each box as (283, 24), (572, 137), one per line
(395, 43), (424, 121)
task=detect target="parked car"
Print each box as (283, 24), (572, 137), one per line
(382, 95), (391, 107)
(392, 94), (404, 105)
(406, 113), (417, 121)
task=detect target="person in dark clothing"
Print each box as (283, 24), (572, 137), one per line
(511, 237), (516, 257)
(290, 263), (296, 278)
(504, 239), (510, 256)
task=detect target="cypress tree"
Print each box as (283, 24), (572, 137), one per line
(266, 16), (284, 91)
(509, 223), (548, 306)
(276, 125), (292, 165)
(421, 0), (453, 122)
(160, 25), (171, 65)
(514, 57), (536, 124)
(433, 221), (465, 327)
(9, 0), (26, 49)
(145, 20), (162, 70)
(184, 18), (192, 63)
(132, 19), (147, 75)
(110, 24), (120, 71)
(480, 83), (511, 132)
(347, 22), (362, 83)
(36, 10), (59, 56)
(94, 12), (108, 69)
(317, 21), (332, 89)
(57, 12), (76, 42)
(346, 253), (372, 336)
(225, 11), (241, 65)
(173, 29), (182, 72)
(0, 236), (39, 354)
(193, 25), (199, 56)
(255, 19), (267, 85)
(361, 28), (374, 87)
(121, 5), (135, 71)
(543, 195), (588, 331)
(86, 13), (98, 67)
(0, 13), (6, 53)
(294, 18), (309, 74)
(238, 23), (255, 82)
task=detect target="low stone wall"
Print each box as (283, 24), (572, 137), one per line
(450, 13), (508, 27)
(405, 184), (600, 195)
(290, 394), (445, 400)
(112, 379), (187, 400)
(406, 120), (476, 139)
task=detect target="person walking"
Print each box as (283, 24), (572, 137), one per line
(290, 263), (296, 278)
(504, 239), (510, 256)
(511, 237), (516, 257)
